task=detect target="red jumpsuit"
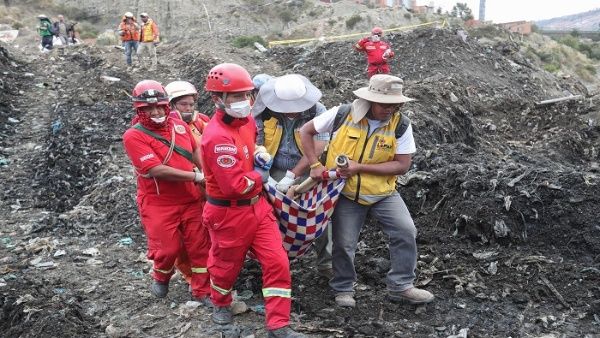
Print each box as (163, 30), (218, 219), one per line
(123, 118), (211, 299)
(201, 109), (292, 331)
(168, 110), (211, 286)
(355, 37), (395, 78)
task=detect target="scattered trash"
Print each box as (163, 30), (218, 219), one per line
(29, 257), (58, 269)
(231, 300), (248, 315)
(100, 75), (121, 82)
(234, 289), (253, 301)
(51, 120), (62, 135)
(249, 304), (265, 315)
(447, 328), (469, 338)
(53, 249), (66, 257)
(82, 248), (100, 256)
(118, 237), (133, 246)
(1, 237), (13, 248)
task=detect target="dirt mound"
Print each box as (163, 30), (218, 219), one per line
(1, 27), (599, 337)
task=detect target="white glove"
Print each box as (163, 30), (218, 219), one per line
(382, 49), (391, 60)
(254, 146), (272, 169)
(193, 171), (205, 183)
(275, 170), (296, 193)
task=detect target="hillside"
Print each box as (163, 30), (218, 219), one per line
(536, 8), (600, 31)
(1, 1), (599, 337)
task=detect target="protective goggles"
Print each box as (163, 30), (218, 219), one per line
(133, 89), (169, 104)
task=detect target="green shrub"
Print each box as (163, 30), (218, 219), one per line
(12, 21), (23, 30)
(590, 46), (600, 60)
(78, 22), (98, 39)
(327, 19), (336, 26)
(543, 63), (560, 73)
(345, 14), (362, 29)
(558, 35), (579, 50)
(232, 35), (266, 48)
(404, 13), (412, 19)
(96, 30), (118, 46)
(585, 64), (597, 75)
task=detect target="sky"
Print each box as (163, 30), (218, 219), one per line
(429, 0), (600, 23)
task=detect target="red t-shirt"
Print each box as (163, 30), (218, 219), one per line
(200, 110), (263, 200)
(123, 118), (201, 205)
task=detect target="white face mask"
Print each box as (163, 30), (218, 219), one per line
(225, 100), (252, 118)
(151, 116), (166, 123)
(371, 35), (380, 42)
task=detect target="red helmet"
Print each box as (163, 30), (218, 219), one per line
(132, 80), (169, 108)
(372, 27), (383, 35)
(205, 63), (254, 93)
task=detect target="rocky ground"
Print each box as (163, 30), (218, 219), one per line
(0, 27), (599, 338)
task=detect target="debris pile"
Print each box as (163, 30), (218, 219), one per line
(0, 27), (598, 337)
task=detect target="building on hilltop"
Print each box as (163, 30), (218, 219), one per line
(498, 21), (532, 35)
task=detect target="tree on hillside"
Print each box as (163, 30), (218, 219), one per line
(451, 2), (474, 21)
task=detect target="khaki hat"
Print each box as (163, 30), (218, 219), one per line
(353, 74), (414, 104)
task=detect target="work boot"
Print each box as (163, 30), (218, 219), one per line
(193, 295), (214, 309)
(388, 287), (434, 304)
(268, 325), (306, 338)
(212, 306), (233, 325)
(335, 292), (356, 308)
(150, 280), (169, 298)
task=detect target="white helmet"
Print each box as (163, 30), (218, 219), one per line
(124, 12), (134, 18)
(165, 81), (198, 102)
(140, 12), (149, 18)
(38, 14), (48, 19)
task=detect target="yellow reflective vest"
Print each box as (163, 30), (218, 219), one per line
(140, 19), (159, 42)
(325, 107), (409, 205)
(262, 116), (305, 157)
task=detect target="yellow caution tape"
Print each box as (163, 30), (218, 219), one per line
(268, 20), (447, 48)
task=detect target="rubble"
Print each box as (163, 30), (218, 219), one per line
(0, 26), (598, 337)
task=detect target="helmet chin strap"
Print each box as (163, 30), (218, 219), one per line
(215, 93), (227, 110)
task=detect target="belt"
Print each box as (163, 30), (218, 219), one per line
(206, 194), (260, 207)
(369, 62), (386, 66)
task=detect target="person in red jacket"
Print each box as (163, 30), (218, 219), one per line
(122, 80), (211, 306)
(354, 26), (395, 79)
(201, 63), (305, 338)
(164, 80), (211, 289)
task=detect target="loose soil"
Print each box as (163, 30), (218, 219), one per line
(0, 27), (599, 338)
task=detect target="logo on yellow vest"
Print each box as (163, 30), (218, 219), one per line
(376, 138), (393, 151)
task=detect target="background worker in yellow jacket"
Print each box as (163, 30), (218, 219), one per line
(137, 13), (159, 71)
(253, 74), (333, 278)
(299, 74), (434, 308)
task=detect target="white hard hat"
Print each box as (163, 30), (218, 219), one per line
(37, 14), (48, 19)
(165, 81), (198, 102)
(140, 12), (149, 17)
(124, 12), (134, 18)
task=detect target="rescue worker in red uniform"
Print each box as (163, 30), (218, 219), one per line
(201, 63), (306, 338)
(164, 80), (211, 293)
(122, 80), (211, 305)
(354, 26), (395, 79)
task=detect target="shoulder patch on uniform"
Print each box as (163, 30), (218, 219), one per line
(174, 124), (186, 135)
(214, 144), (237, 154)
(216, 154), (236, 168)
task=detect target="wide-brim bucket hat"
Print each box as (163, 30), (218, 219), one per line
(259, 74), (322, 113)
(353, 74), (414, 104)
